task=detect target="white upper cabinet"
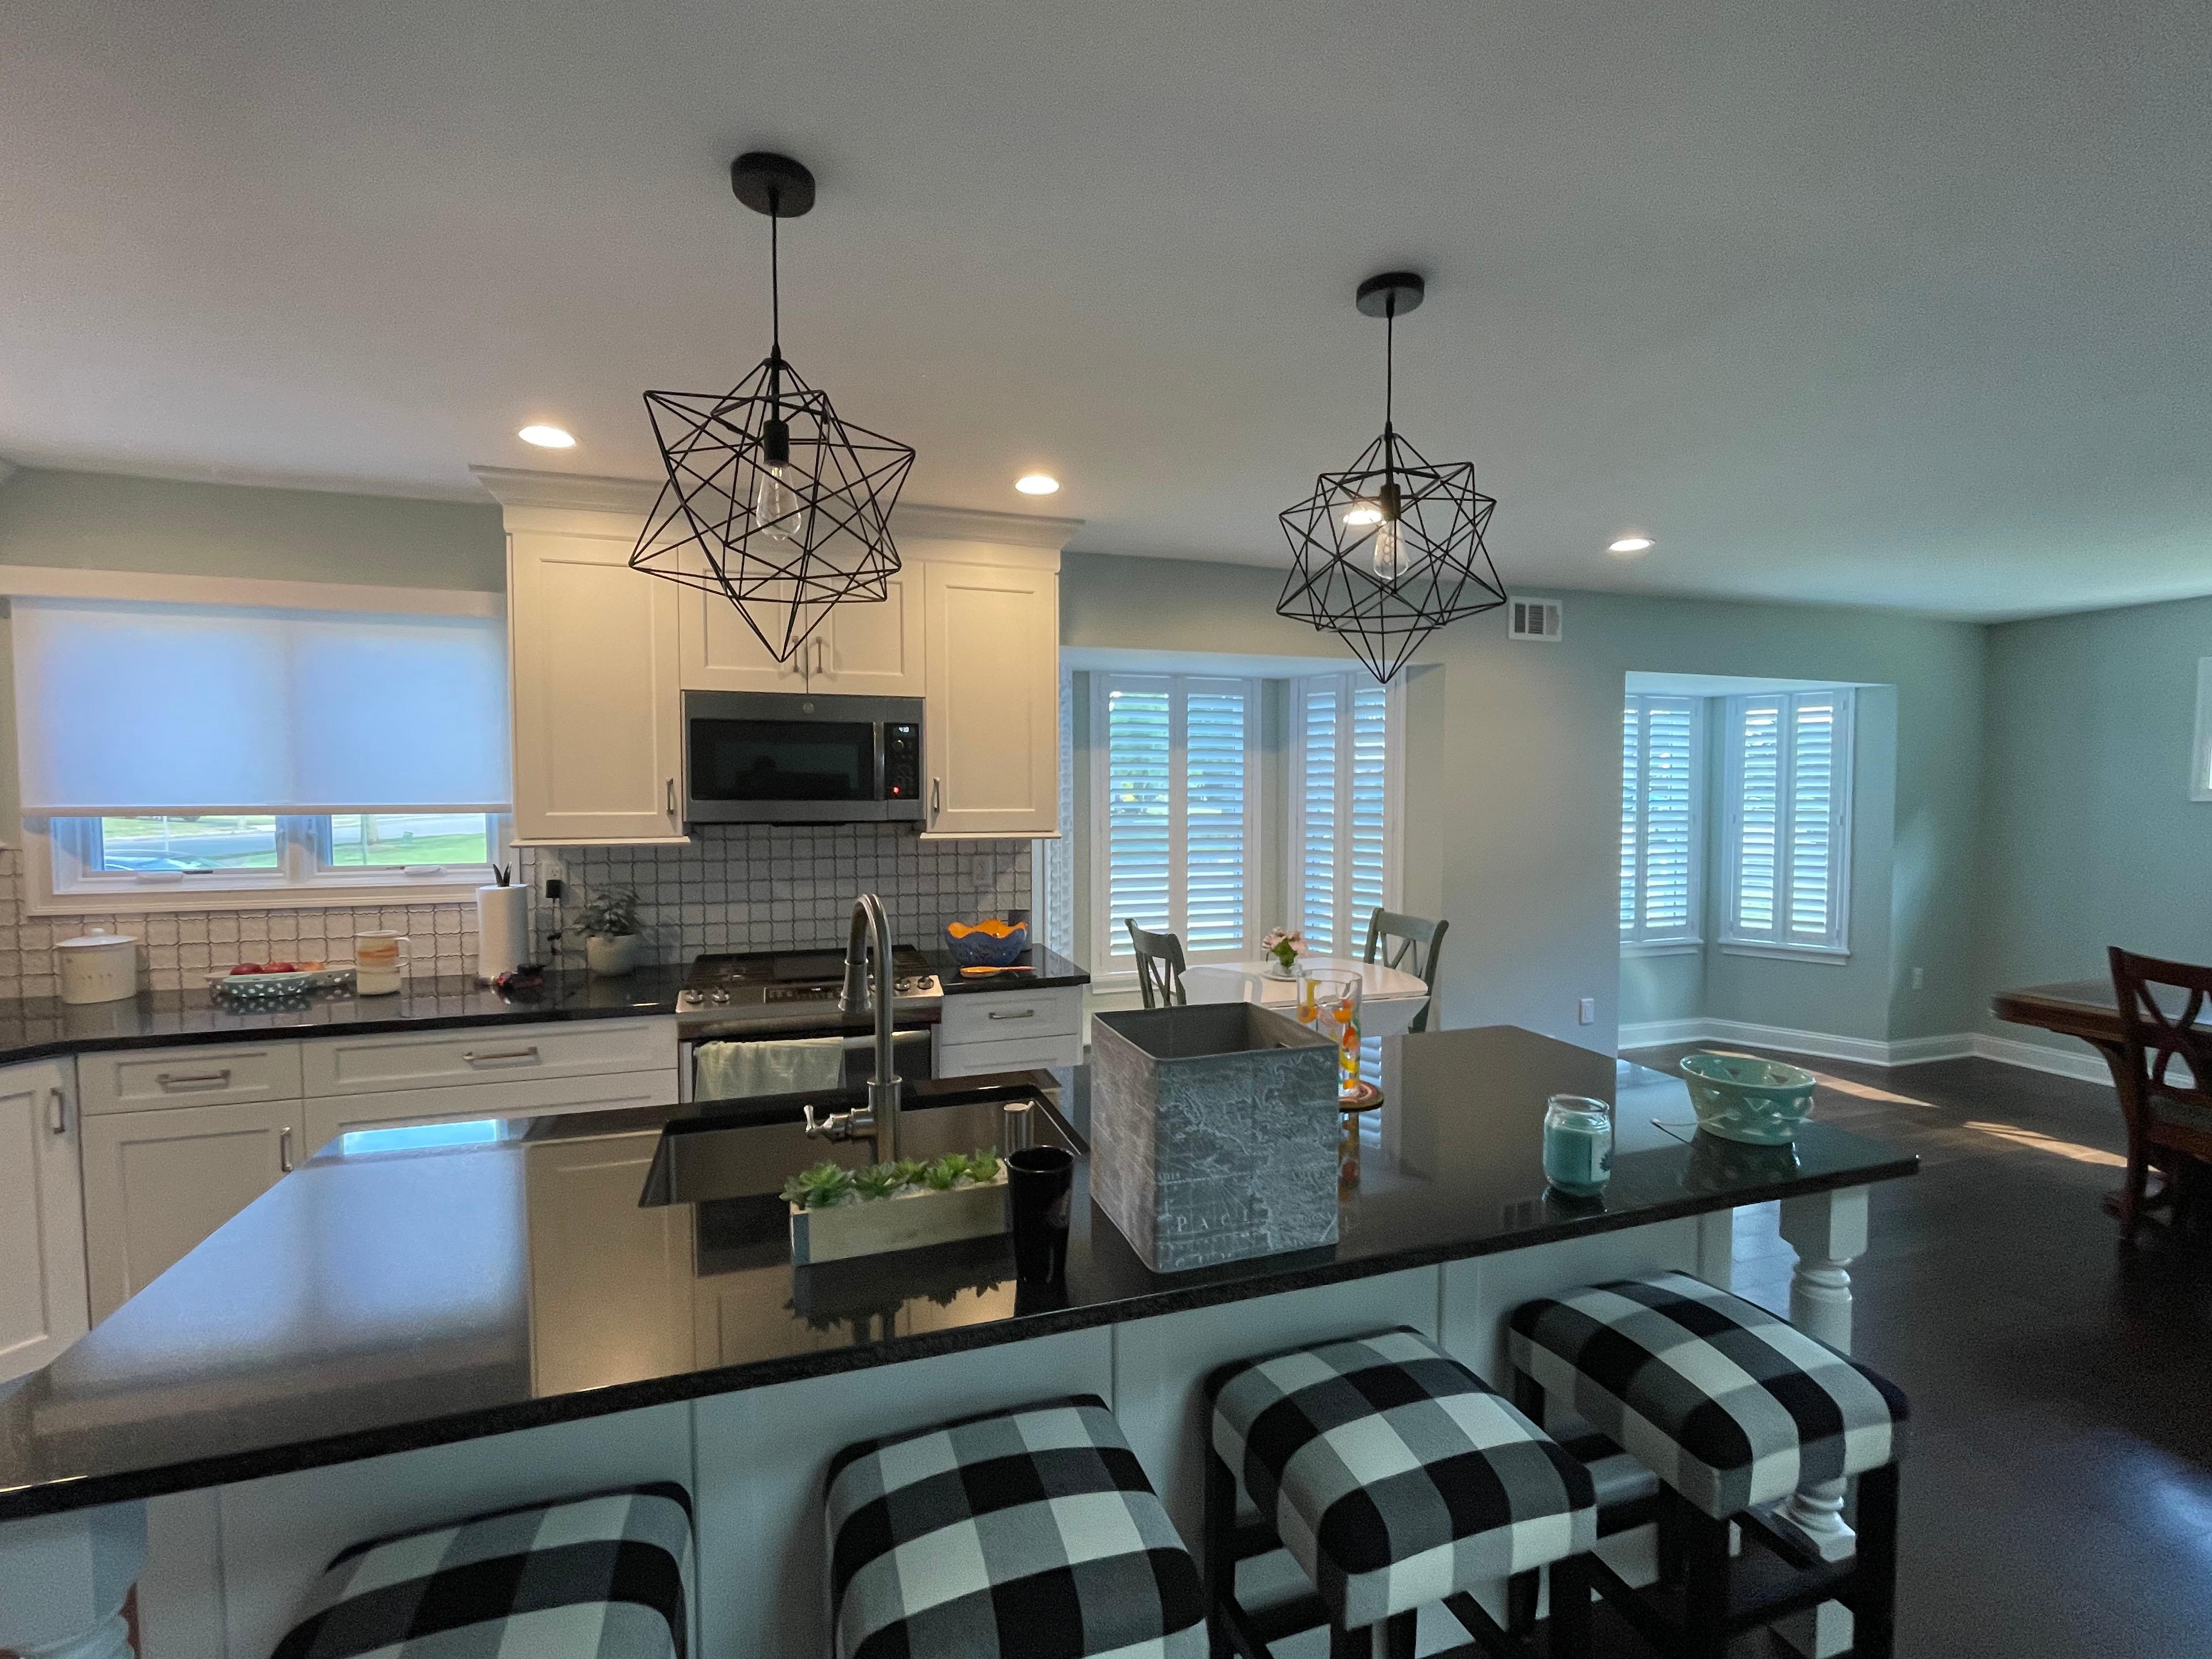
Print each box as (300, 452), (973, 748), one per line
(922, 558), (1060, 838)
(507, 523), (687, 845)
(680, 568), (923, 697)
(0, 1059), (88, 1383)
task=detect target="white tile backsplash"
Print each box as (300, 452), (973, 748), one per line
(0, 826), (1030, 993)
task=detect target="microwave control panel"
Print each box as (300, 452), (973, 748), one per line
(883, 723), (921, 800)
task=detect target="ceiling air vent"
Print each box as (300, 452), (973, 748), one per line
(1508, 597), (1563, 642)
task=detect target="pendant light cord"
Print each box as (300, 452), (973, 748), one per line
(770, 204), (782, 358)
(1384, 298), (1395, 432)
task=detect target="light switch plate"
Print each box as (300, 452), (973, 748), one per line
(1578, 996), (1596, 1025)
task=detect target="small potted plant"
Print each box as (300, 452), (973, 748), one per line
(1260, 927), (1306, 980)
(575, 887), (647, 977)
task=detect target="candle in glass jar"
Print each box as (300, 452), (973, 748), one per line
(1542, 1094), (1613, 1196)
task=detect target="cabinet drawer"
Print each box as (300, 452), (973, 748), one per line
(302, 1018), (676, 1097)
(302, 1070), (679, 1156)
(937, 989), (1081, 1047)
(933, 1030), (1084, 1080)
(80, 1042), (303, 1116)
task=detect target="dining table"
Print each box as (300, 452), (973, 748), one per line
(1181, 953), (1432, 1036)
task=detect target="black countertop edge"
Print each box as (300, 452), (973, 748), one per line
(0, 1149), (1910, 1522)
(0, 946), (1091, 1068)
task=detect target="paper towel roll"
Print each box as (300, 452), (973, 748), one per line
(477, 884), (528, 983)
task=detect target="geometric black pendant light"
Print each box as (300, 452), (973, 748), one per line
(1277, 271), (1506, 683)
(631, 153), (916, 663)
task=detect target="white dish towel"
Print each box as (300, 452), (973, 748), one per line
(693, 1037), (848, 1101)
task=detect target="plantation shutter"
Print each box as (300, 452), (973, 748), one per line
(1098, 676), (1252, 961)
(1293, 674), (1397, 958)
(1620, 695), (1701, 945)
(1724, 689), (1852, 951)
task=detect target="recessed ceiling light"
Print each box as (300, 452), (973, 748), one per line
(1607, 534), (1654, 555)
(1014, 473), (1060, 495)
(518, 424), (577, 449)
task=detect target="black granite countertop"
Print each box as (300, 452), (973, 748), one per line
(0, 1026), (1912, 1520)
(926, 941), (1091, 993)
(0, 967), (692, 1064)
(0, 944), (1090, 1067)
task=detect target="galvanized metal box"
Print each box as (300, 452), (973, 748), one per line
(1088, 1003), (1340, 1272)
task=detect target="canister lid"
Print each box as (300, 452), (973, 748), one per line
(58, 925), (139, 950)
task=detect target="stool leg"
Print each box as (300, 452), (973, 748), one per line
(1506, 1567), (1539, 1633)
(1381, 1609), (1417, 1658)
(1328, 1621), (1366, 1659)
(1549, 1553), (1594, 1659)
(1679, 1498), (1734, 1659)
(1849, 1463), (1901, 1659)
(1203, 1451), (1237, 1658)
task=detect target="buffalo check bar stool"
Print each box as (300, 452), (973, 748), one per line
(1205, 1329), (1598, 1659)
(1509, 1273), (1908, 1658)
(272, 1484), (692, 1659)
(827, 1395), (1209, 1658)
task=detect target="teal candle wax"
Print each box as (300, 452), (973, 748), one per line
(1543, 1094), (1614, 1196)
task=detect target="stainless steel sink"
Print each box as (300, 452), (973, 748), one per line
(640, 1091), (1076, 1208)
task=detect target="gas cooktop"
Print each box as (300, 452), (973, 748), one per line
(675, 946), (941, 1026)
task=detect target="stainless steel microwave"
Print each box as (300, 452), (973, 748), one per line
(682, 691), (924, 825)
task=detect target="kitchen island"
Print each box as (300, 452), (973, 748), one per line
(0, 1027), (1912, 1658)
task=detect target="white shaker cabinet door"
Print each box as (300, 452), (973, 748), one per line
(509, 526), (688, 845)
(815, 569), (926, 696)
(81, 1098), (295, 1323)
(680, 580), (808, 693)
(922, 560), (1059, 837)
(0, 1059), (88, 1381)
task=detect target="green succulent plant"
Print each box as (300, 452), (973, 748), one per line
(921, 1154), (966, 1190)
(780, 1161), (854, 1209)
(965, 1148), (1001, 1184)
(851, 1163), (904, 1200)
(891, 1158), (927, 1187)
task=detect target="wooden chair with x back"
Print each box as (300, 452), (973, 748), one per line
(1124, 920), (1188, 1009)
(1363, 909), (1449, 1034)
(2107, 945), (2212, 1239)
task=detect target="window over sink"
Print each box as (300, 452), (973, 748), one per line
(13, 597), (511, 913)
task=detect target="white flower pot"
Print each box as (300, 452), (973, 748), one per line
(585, 934), (645, 977)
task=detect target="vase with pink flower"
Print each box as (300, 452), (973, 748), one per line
(1259, 927), (1306, 980)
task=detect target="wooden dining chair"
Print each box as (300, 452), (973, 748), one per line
(2107, 946), (2212, 1238)
(1125, 921), (1188, 1009)
(1363, 909), (1449, 1033)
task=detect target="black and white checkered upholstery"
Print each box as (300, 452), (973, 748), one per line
(826, 1395), (1206, 1658)
(1509, 1272), (1908, 1519)
(272, 1484), (691, 1659)
(1207, 1329), (1596, 1630)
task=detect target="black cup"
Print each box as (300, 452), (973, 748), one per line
(1006, 1146), (1074, 1284)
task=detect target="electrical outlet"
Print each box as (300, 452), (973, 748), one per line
(1578, 996), (1596, 1025)
(545, 877), (565, 902)
(1911, 967), (1924, 991)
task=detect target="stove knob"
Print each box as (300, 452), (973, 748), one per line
(894, 977), (915, 994)
(709, 989), (731, 1006)
(679, 989), (701, 1007)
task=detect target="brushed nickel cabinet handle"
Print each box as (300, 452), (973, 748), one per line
(930, 777), (941, 824)
(47, 1086), (66, 1135)
(465, 1046), (541, 1066)
(987, 1008), (1037, 1021)
(667, 776), (678, 816)
(156, 1069), (233, 1092)
(279, 1127), (295, 1173)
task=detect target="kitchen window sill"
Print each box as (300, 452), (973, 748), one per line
(29, 876), (495, 918)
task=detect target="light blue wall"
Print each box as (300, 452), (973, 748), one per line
(1063, 554), (1987, 1052)
(1977, 595), (2212, 1057)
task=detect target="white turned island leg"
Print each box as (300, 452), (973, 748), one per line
(1773, 1187), (1869, 1659)
(0, 1502), (146, 1659)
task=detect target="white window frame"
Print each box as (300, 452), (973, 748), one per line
(2190, 658), (2212, 802)
(1620, 693), (1705, 956)
(1287, 673), (1406, 958)
(1087, 674), (1260, 984)
(1718, 689), (1854, 960)
(27, 812), (511, 917)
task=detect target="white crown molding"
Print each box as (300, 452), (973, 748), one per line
(0, 565), (500, 617)
(469, 467), (1084, 550)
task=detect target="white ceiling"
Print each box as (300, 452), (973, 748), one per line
(2, 1), (2206, 620)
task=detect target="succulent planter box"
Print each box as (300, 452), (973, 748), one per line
(1089, 1003), (1340, 1272)
(788, 1175), (1009, 1266)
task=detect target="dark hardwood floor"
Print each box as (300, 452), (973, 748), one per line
(1624, 1042), (2212, 1658)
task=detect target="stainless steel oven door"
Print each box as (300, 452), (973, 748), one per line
(679, 1025), (934, 1103)
(683, 690), (925, 825)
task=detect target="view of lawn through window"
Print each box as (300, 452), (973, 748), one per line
(88, 814), (492, 873)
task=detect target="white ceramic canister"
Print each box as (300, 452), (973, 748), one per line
(354, 930), (410, 996)
(58, 926), (140, 1005)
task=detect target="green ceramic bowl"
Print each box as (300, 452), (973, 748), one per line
(1679, 1052), (1818, 1146)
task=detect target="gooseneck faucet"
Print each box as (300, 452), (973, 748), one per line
(802, 892), (900, 1161)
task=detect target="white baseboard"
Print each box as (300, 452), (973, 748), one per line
(1616, 1018), (1708, 1049)
(1968, 1031), (2117, 1086)
(1620, 1018), (2122, 1087)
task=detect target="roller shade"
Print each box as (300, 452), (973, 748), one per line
(13, 599), (511, 814)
